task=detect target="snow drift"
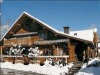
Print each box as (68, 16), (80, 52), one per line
(0, 60), (73, 75)
(76, 58), (100, 75)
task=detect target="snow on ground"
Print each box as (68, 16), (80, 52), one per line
(0, 60), (73, 75)
(76, 58), (100, 75)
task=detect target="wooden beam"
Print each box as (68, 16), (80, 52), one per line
(93, 32), (98, 57)
(16, 23), (21, 26)
(87, 46), (90, 58)
(92, 49), (95, 58)
(22, 14), (26, 18)
(9, 31), (14, 35)
(0, 46), (2, 56)
(68, 43), (76, 63)
(93, 32), (98, 43)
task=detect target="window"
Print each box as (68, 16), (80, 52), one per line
(39, 33), (47, 40)
(74, 33), (77, 36)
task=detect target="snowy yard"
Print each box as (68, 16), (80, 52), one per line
(76, 58), (100, 75)
(0, 60), (73, 75)
(1, 58), (100, 75)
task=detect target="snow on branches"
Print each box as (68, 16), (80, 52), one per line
(8, 44), (40, 57)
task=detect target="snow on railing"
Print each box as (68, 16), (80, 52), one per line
(34, 39), (69, 45)
(2, 55), (69, 58)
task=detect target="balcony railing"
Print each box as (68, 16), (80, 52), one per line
(4, 36), (39, 46)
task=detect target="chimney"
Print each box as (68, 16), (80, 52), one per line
(63, 26), (69, 34)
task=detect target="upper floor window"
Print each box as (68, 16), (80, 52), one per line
(39, 33), (48, 40)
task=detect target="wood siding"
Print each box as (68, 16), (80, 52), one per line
(4, 36), (40, 46)
(16, 28), (28, 34)
(68, 43), (76, 63)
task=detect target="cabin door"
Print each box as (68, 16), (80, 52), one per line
(75, 43), (84, 61)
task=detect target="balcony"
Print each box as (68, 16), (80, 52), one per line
(4, 36), (39, 46)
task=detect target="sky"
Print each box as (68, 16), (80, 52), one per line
(1, 0), (100, 36)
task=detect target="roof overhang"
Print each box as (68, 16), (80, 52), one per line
(34, 39), (69, 45)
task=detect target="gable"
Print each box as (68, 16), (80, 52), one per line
(0, 12), (94, 44)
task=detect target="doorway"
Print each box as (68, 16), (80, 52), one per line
(75, 43), (85, 61)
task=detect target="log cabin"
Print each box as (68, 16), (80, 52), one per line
(0, 12), (99, 64)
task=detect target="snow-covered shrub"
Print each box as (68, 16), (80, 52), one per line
(28, 47), (39, 57)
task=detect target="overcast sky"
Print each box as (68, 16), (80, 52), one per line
(1, 0), (100, 36)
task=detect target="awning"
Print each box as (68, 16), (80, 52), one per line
(34, 39), (69, 45)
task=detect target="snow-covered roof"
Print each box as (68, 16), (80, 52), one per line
(70, 28), (97, 42)
(0, 12), (94, 43)
(26, 12), (95, 43)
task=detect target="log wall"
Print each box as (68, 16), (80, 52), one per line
(4, 36), (40, 46)
(68, 43), (76, 63)
(0, 46), (2, 55)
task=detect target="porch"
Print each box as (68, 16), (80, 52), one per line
(1, 39), (96, 65)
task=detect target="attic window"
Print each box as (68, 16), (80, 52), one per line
(74, 33), (77, 36)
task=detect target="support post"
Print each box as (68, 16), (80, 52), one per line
(0, 46), (2, 56)
(92, 48), (96, 58)
(93, 32), (98, 57)
(87, 46), (90, 58)
(68, 43), (76, 63)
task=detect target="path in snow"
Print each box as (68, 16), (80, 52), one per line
(0, 68), (45, 75)
(0, 60), (73, 75)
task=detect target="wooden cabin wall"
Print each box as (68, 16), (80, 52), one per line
(3, 16), (68, 46)
(1, 15), (97, 64)
(87, 46), (91, 58)
(87, 46), (96, 59)
(0, 46), (3, 56)
(93, 32), (98, 43)
(4, 37), (35, 46)
(93, 32), (98, 57)
(91, 49), (96, 58)
(68, 43), (76, 63)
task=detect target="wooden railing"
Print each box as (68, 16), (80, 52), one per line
(4, 36), (39, 46)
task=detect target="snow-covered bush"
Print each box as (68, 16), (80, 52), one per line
(8, 44), (25, 56)
(28, 47), (39, 57)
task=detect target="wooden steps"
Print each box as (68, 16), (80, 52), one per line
(67, 61), (83, 75)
